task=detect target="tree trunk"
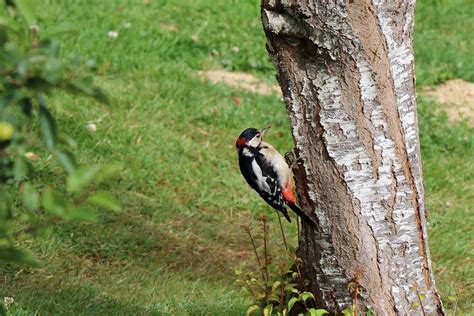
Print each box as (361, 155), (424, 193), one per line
(261, 0), (444, 314)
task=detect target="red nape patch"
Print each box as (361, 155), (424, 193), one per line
(282, 181), (296, 204)
(236, 137), (247, 147)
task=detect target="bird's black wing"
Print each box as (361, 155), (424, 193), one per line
(239, 150), (290, 221)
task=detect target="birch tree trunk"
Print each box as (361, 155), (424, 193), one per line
(261, 0), (444, 314)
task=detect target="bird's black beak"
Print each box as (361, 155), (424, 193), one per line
(261, 126), (271, 136)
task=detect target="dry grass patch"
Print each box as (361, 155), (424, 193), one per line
(198, 70), (281, 95)
(424, 79), (474, 126)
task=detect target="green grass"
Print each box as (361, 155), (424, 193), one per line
(415, 0), (474, 85)
(1, 0), (473, 314)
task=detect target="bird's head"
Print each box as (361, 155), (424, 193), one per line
(235, 126), (271, 149)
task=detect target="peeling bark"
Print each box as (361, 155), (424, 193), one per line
(261, 0), (444, 314)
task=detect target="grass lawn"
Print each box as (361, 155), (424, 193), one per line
(1, 0), (472, 314)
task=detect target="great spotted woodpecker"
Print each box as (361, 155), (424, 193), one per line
(236, 127), (316, 226)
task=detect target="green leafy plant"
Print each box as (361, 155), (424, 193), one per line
(0, 0), (121, 267)
(236, 216), (328, 316)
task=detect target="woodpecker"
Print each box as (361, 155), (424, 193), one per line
(236, 127), (316, 226)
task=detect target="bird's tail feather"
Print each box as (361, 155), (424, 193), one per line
(279, 208), (292, 223)
(287, 203), (317, 227)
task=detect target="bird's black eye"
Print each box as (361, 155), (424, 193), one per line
(256, 133), (261, 138)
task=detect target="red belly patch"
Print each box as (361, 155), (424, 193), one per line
(282, 180), (296, 204)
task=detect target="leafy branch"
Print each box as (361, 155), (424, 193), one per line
(0, 0), (121, 269)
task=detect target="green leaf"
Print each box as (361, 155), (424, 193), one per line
(284, 283), (298, 293)
(287, 297), (299, 312)
(272, 281), (282, 291)
(94, 162), (123, 184)
(39, 96), (57, 149)
(366, 307), (374, 316)
(341, 308), (354, 316)
(307, 309), (329, 316)
(53, 149), (77, 174)
(65, 206), (97, 222)
(0, 246), (38, 266)
(41, 23), (78, 39)
(66, 165), (101, 194)
(14, 156), (30, 180)
(268, 293), (280, 303)
(67, 77), (109, 105)
(42, 189), (65, 217)
(15, 0), (38, 26)
(246, 305), (260, 316)
(22, 183), (39, 212)
(89, 191), (121, 212)
(67, 162), (122, 194)
(263, 304), (273, 316)
(299, 291), (315, 302)
(0, 25), (7, 47)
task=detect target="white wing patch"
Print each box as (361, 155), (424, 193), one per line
(251, 159), (272, 194)
(242, 148), (252, 157)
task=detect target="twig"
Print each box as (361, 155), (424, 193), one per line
(294, 256), (307, 293)
(280, 282), (284, 312)
(243, 225), (266, 285)
(277, 213), (288, 251)
(261, 216), (270, 298)
(244, 279), (260, 308)
(296, 216), (300, 242)
(353, 281), (359, 316)
(415, 284), (427, 316)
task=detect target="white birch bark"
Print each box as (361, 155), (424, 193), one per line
(261, 0), (444, 314)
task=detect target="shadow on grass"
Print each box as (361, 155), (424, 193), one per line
(2, 282), (152, 315)
(0, 210), (253, 314)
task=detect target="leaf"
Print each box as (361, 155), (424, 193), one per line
(263, 304), (273, 316)
(67, 77), (110, 105)
(53, 149), (77, 174)
(64, 206), (97, 222)
(299, 291), (315, 302)
(94, 162), (123, 184)
(308, 309), (329, 316)
(41, 23), (78, 39)
(14, 156), (30, 180)
(67, 163), (121, 194)
(341, 308), (354, 316)
(89, 191), (121, 212)
(284, 283), (298, 293)
(20, 97), (32, 116)
(246, 305), (260, 316)
(0, 302), (6, 316)
(272, 281), (282, 291)
(0, 25), (7, 47)
(42, 189), (65, 217)
(366, 307), (374, 316)
(39, 96), (57, 149)
(66, 165), (101, 194)
(15, 0), (38, 26)
(268, 293), (280, 303)
(287, 297), (299, 312)
(22, 183), (39, 212)
(0, 246), (38, 266)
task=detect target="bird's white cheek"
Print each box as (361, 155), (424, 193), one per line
(248, 137), (260, 148)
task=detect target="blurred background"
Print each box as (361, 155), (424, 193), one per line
(0, 0), (472, 314)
